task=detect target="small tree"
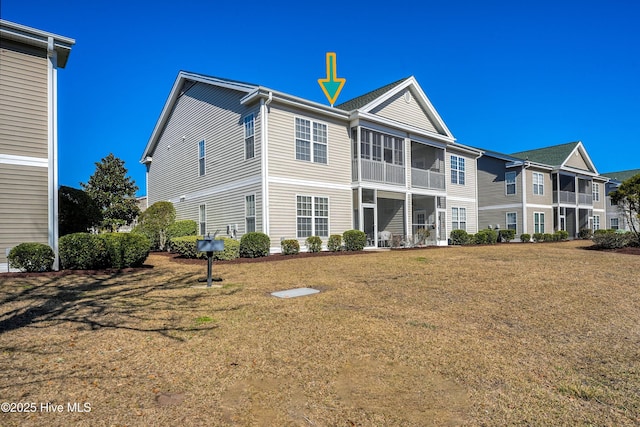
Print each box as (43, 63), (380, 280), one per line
(58, 186), (102, 236)
(610, 173), (640, 243)
(137, 201), (176, 250)
(81, 153), (140, 232)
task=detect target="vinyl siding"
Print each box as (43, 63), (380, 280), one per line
(527, 208), (553, 235)
(478, 208), (523, 235)
(445, 149), (477, 200)
(370, 88), (438, 133)
(377, 191), (406, 236)
(565, 150), (592, 171)
(592, 181), (605, 211)
(0, 164), (49, 263)
(526, 168), (553, 205)
(477, 156), (523, 208)
(147, 82), (261, 206)
(0, 40), (49, 159)
(266, 102), (351, 185)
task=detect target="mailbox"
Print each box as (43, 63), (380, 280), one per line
(197, 238), (224, 253)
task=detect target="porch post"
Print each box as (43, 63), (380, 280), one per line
(405, 192), (411, 244)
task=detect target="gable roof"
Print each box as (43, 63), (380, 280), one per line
(510, 141), (580, 166)
(601, 169), (640, 183)
(335, 77), (410, 111)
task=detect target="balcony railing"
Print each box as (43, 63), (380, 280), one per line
(354, 159), (405, 185)
(411, 168), (445, 190)
(553, 191), (593, 205)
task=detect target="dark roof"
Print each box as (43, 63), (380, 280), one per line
(600, 169), (640, 182)
(510, 141), (580, 166)
(335, 77), (411, 111)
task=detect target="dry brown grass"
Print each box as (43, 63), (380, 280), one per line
(1, 240), (639, 426)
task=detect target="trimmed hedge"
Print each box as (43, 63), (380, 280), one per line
(473, 229), (498, 245)
(327, 234), (342, 252)
(555, 230), (569, 241)
(578, 228), (593, 240)
(59, 233), (108, 269)
(214, 237), (240, 261)
(169, 236), (239, 260)
(450, 229), (470, 245)
(305, 236), (322, 253)
(532, 233), (544, 242)
(281, 239), (300, 255)
(498, 229), (516, 242)
(167, 220), (198, 241)
(239, 232), (270, 258)
(593, 229), (634, 249)
(343, 230), (367, 251)
(100, 233), (150, 268)
(520, 233), (531, 243)
(8, 242), (55, 272)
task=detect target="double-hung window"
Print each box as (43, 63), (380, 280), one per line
(506, 212), (517, 230)
(199, 204), (207, 235)
(245, 195), (256, 233)
(505, 172), (516, 195)
(593, 215), (600, 231)
(534, 212), (545, 233)
(198, 140), (206, 176)
(295, 118), (327, 164)
(451, 156), (465, 185)
(451, 207), (467, 231)
(533, 172), (544, 195)
(610, 218), (619, 229)
(592, 183), (600, 202)
(297, 195), (329, 238)
(244, 114), (255, 159)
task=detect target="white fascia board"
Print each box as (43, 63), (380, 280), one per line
(560, 141), (599, 175)
(449, 142), (483, 157)
(356, 112), (455, 145)
(242, 88), (349, 121)
(0, 20), (74, 67)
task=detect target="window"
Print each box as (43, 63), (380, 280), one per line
(506, 212), (517, 230)
(592, 183), (600, 202)
(505, 172), (516, 195)
(198, 140), (205, 176)
(360, 129), (403, 165)
(244, 114), (255, 159)
(534, 212), (545, 234)
(593, 215), (600, 231)
(245, 195), (255, 233)
(451, 155), (465, 185)
(295, 118), (327, 164)
(297, 195), (329, 238)
(533, 172), (544, 195)
(610, 218), (619, 230)
(199, 204), (206, 235)
(451, 207), (467, 231)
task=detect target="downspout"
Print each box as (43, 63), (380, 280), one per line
(261, 91), (272, 236)
(47, 36), (59, 270)
(522, 162), (530, 235)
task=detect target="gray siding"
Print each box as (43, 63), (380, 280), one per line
(0, 40), (49, 158)
(526, 168), (553, 205)
(477, 156), (523, 208)
(565, 150), (592, 171)
(0, 164), (49, 263)
(370, 88), (438, 133)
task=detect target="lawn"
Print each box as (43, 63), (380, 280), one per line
(0, 240), (639, 426)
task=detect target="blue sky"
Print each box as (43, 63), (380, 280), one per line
(3, 0), (639, 196)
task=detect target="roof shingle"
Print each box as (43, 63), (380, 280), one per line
(510, 141), (580, 166)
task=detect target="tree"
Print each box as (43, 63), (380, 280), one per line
(58, 186), (102, 235)
(81, 153), (140, 232)
(610, 173), (640, 242)
(136, 201), (176, 251)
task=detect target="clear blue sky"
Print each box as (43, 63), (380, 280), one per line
(3, 0), (639, 196)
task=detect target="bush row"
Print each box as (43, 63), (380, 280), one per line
(592, 229), (637, 249)
(58, 232), (150, 269)
(450, 229), (570, 245)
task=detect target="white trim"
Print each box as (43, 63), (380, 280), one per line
(446, 196), (476, 203)
(260, 97), (270, 235)
(245, 193), (256, 233)
(506, 211), (517, 231)
(169, 176), (261, 203)
(270, 176), (351, 191)
(478, 203), (523, 211)
(293, 116), (329, 165)
(47, 37), (59, 271)
(505, 171), (517, 195)
(356, 112), (455, 145)
(560, 141), (599, 175)
(198, 139), (206, 177)
(533, 211), (546, 234)
(526, 203), (553, 210)
(0, 154), (48, 167)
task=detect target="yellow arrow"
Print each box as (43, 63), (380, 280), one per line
(318, 52), (346, 107)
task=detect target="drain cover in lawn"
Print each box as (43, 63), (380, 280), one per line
(271, 288), (320, 298)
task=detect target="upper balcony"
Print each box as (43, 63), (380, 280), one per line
(552, 174), (593, 206)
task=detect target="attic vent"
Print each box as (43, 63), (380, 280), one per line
(404, 90), (412, 103)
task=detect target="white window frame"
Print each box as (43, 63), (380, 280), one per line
(245, 194), (256, 233)
(505, 172), (516, 195)
(592, 183), (600, 202)
(610, 217), (619, 230)
(533, 172), (544, 195)
(451, 155), (465, 185)
(244, 114), (255, 160)
(199, 204), (207, 235)
(198, 140), (206, 176)
(295, 117), (328, 164)
(296, 195), (329, 238)
(360, 128), (404, 165)
(592, 215), (600, 231)
(506, 212), (517, 230)
(534, 212), (545, 234)
(451, 207), (467, 231)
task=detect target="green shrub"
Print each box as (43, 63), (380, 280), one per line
(213, 237), (239, 261)
(473, 229), (498, 245)
(59, 233), (109, 269)
(520, 233), (531, 243)
(543, 233), (554, 242)
(449, 229), (470, 245)
(305, 236), (322, 253)
(532, 233), (544, 242)
(99, 233), (150, 268)
(8, 243), (55, 272)
(167, 220), (198, 241)
(239, 232), (270, 258)
(327, 234), (342, 252)
(498, 229), (516, 242)
(136, 201), (176, 251)
(578, 228), (593, 240)
(343, 230), (367, 251)
(555, 230), (569, 241)
(281, 239), (300, 255)
(592, 230), (633, 249)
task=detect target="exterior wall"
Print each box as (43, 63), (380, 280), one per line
(526, 207), (554, 235)
(0, 39), (50, 266)
(445, 148), (478, 236)
(147, 82), (262, 236)
(565, 150), (591, 171)
(370, 88), (438, 133)
(525, 167), (553, 205)
(592, 180), (605, 211)
(478, 207), (524, 236)
(476, 156), (523, 208)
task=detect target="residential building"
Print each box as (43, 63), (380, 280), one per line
(476, 141), (608, 238)
(601, 169), (640, 231)
(0, 20), (74, 270)
(141, 71), (481, 252)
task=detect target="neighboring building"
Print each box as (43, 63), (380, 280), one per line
(601, 169), (640, 231)
(476, 141), (608, 238)
(141, 71), (481, 252)
(0, 20), (75, 270)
